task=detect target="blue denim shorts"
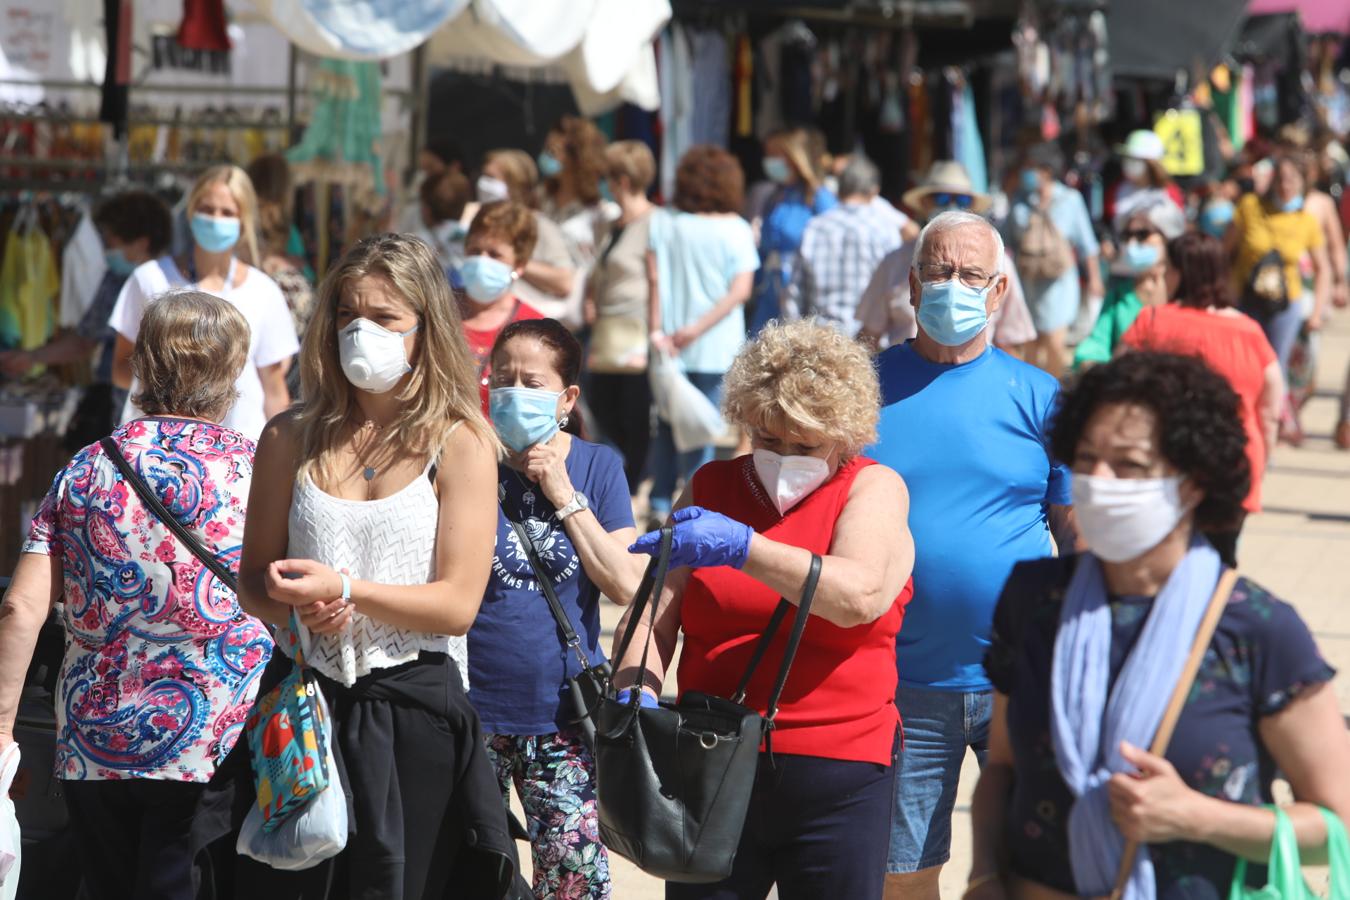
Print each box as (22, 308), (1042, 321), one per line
(886, 686), (992, 874)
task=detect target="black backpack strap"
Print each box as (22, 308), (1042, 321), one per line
(498, 482), (592, 670)
(99, 437), (239, 593)
(730, 553), (823, 725)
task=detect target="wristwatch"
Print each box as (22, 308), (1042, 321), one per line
(554, 491), (590, 522)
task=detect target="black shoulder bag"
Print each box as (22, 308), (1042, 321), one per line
(498, 485), (611, 752)
(100, 437), (238, 591)
(594, 526), (823, 884)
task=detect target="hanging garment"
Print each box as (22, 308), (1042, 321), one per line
(734, 34), (754, 139)
(59, 212), (106, 329)
(955, 81), (988, 195)
(0, 227), (60, 353)
(177, 0), (231, 51)
(688, 28), (731, 147)
(658, 26), (694, 200)
(100, 0), (131, 138)
(287, 60), (385, 197)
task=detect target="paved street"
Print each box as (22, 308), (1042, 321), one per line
(535, 314), (1350, 899)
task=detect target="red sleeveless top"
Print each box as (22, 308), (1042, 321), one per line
(677, 455), (911, 765)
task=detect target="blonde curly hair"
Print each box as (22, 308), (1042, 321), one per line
(722, 320), (880, 457)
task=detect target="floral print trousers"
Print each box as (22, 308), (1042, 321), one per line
(485, 729), (611, 899)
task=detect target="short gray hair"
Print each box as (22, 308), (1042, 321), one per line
(912, 210), (1005, 274)
(838, 155), (881, 199)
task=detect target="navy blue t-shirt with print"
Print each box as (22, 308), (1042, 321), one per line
(468, 438), (634, 736)
(985, 555), (1335, 900)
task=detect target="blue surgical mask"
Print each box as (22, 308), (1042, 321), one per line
(537, 151), (563, 179)
(763, 157), (792, 184)
(104, 248), (137, 276)
(917, 278), (991, 346)
(190, 213), (241, 253)
(460, 255), (516, 305)
(599, 179), (614, 203)
(1281, 195), (1305, 213)
(1199, 200), (1234, 237)
(1123, 241), (1161, 273)
(1019, 169), (1042, 195)
(490, 387), (564, 452)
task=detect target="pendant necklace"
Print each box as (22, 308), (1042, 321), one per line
(354, 419), (382, 499)
(511, 467), (536, 508)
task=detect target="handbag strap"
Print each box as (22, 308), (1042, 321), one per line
(1109, 567), (1239, 900)
(498, 483), (592, 671)
(730, 553), (823, 725)
(100, 437), (239, 593)
(612, 526), (675, 698)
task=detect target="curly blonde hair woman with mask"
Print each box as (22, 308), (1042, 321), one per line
(235, 233), (515, 898)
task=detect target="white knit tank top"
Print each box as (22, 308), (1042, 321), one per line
(278, 450), (468, 688)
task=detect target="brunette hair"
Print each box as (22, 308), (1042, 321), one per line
(490, 318), (585, 437)
(245, 154), (292, 210)
(482, 149), (539, 206)
(420, 169), (471, 225)
(764, 128), (822, 203)
(674, 145), (745, 214)
(93, 190), (172, 257)
(545, 115), (608, 206)
(298, 233), (497, 479)
(131, 291), (249, 420)
(467, 201), (538, 265)
(1167, 232), (1234, 309)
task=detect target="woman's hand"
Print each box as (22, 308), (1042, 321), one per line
(671, 324), (701, 350)
(298, 597), (353, 634)
(521, 439), (575, 509)
(1107, 741), (1207, 844)
(1306, 308), (1324, 332)
(630, 506), (752, 570)
(265, 559), (343, 607)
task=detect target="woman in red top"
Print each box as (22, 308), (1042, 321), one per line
(1121, 232), (1283, 565)
(617, 320), (915, 900)
(458, 200), (545, 415)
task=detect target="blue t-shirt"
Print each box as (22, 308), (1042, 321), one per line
(649, 208), (760, 374)
(467, 438), (634, 735)
(870, 342), (1072, 691)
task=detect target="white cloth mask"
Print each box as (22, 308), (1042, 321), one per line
(1072, 474), (1188, 563)
(476, 175), (511, 204)
(753, 448), (832, 515)
(339, 318), (418, 394)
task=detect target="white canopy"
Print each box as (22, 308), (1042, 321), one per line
(257, 0), (670, 112)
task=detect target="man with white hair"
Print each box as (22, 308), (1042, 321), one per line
(781, 155), (905, 335)
(870, 211), (1077, 900)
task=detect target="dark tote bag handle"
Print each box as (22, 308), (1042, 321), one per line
(730, 553), (822, 724)
(99, 437), (239, 592)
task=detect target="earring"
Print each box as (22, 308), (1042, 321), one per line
(559, 414), (570, 429)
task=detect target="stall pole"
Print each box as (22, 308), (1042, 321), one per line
(287, 43), (300, 145)
(409, 43), (429, 182)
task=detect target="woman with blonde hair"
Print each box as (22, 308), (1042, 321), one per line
(0, 291), (272, 900)
(109, 164), (298, 439)
(235, 233), (518, 896)
(619, 319), (915, 899)
(472, 148), (581, 324)
(750, 127), (837, 333)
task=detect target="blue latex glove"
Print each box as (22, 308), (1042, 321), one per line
(629, 506), (753, 570)
(615, 687), (660, 708)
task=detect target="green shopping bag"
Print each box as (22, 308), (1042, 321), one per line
(1229, 807), (1350, 900)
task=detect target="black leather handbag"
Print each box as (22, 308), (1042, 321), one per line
(594, 527), (823, 883)
(499, 486), (611, 751)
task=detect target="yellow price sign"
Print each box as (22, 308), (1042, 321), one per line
(1153, 109), (1204, 177)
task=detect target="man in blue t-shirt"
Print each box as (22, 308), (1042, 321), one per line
(870, 211), (1077, 898)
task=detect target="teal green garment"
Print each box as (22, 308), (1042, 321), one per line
(1072, 276), (1143, 369)
(287, 59), (385, 197)
(285, 224), (315, 283)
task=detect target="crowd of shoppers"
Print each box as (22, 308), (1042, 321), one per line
(0, 111), (1348, 900)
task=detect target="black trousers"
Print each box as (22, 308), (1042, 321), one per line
(586, 371), (652, 494)
(64, 778), (207, 900)
(665, 744), (897, 900)
(234, 652), (479, 900)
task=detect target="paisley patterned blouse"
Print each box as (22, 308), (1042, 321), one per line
(986, 555), (1335, 900)
(23, 418), (273, 782)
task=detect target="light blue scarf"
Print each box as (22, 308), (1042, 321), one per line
(1051, 537), (1222, 900)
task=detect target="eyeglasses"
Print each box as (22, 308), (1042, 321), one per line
(1119, 229), (1157, 243)
(916, 263), (1001, 290)
(930, 193), (974, 209)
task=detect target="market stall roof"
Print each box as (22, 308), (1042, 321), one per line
(1247, 0), (1350, 34)
(1107, 0), (1248, 79)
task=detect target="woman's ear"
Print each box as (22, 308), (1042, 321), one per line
(1178, 477), (1204, 512)
(561, 384), (581, 415)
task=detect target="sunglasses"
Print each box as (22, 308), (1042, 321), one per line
(930, 192), (974, 209)
(1119, 229), (1157, 243)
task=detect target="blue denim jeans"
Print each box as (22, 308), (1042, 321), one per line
(887, 686), (992, 873)
(648, 371), (724, 514)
